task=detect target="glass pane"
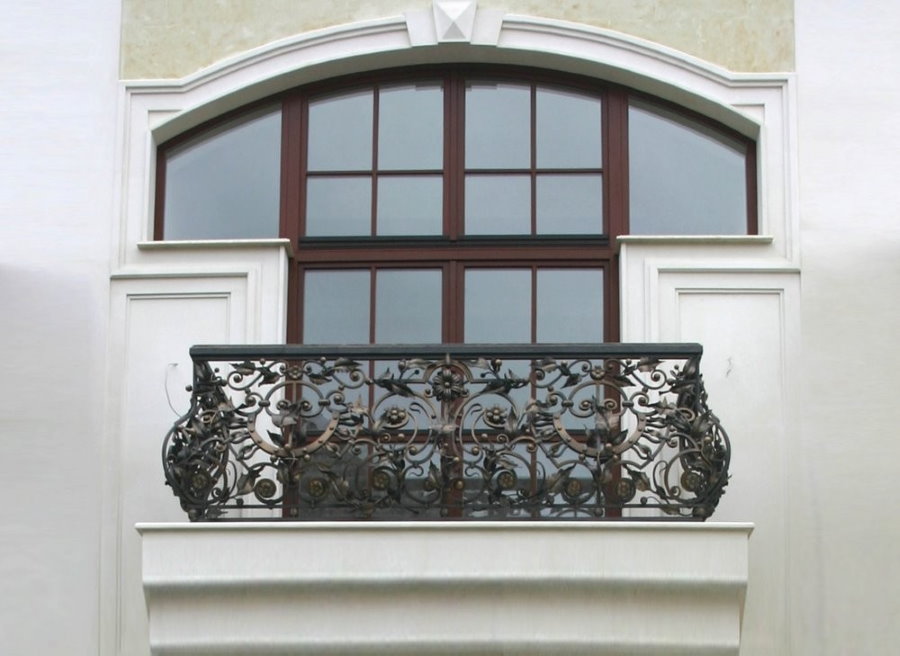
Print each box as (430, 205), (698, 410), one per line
(465, 175), (530, 235)
(164, 109), (281, 240)
(465, 83), (530, 168)
(303, 270), (370, 343)
(377, 176), (442, 236)
(306, 176), (371, 236)
(375, 270), (442, 343)
(536, 88), (602, 168)
(465, 269), (530, 343)
(629, 102), (747, 235)
(536, 269), (604, 343)
(378, 83), (443, 170)
(536, 175), (603, 234)
(307, 89), (373, 171)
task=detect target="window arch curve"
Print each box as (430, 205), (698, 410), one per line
(156, 65), (755, 242)
(153, 65), (756, 344)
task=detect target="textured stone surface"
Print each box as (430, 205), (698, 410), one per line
(120, 0), (793, 79)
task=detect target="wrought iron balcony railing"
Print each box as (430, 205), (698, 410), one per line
(164, 344), (730, 521)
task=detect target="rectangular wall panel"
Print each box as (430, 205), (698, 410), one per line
(656, 273), (795, 656)
(107, 278), (248, 656)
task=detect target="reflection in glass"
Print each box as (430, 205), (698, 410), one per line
(307, 89), (373, 171)
(375, 270), (442, 343)
(306, 177), (371, 236)
(465, 175), (530, 235)
(377, 176), (442, 236)
(536, 175), (603, 234)
(303, 270), (370, 343)
(465, 269), (530, 343)
(379, 84), (443, 170)
(536, 269), (604, 343)
(536, 88), (602, 168)
(164, 109), (281, 240)
(465, 83), (530, 168)
(629, 101), (747, 235)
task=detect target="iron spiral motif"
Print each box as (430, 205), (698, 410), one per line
(163, 344), (730, 521)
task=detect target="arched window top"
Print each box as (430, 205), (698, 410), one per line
(155, 66), (755, 243)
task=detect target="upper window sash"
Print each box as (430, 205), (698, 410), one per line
(154, 67), (757, 242)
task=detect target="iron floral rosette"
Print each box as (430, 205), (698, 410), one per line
(163, 344), (730, 521)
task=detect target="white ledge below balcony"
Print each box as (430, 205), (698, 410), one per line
(137, 521), (752, 656)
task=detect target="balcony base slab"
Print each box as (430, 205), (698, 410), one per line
(138, 521), (752, 656)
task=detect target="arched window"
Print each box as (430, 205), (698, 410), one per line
(155, 66), (756, 345)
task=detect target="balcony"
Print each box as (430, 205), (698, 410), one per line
(163, 343), (730, 521)
(141, 344), (748, 655)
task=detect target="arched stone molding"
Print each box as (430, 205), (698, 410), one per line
(118, 3), (796, 264)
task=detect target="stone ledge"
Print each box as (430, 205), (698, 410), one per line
(138, 521), (752, 656)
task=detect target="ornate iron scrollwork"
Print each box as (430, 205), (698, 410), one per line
(163, 344), (729, 521)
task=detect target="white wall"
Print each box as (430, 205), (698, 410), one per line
(793, 2), (900, 653)
(3, 2), (900, 655)
(0, 1), (121, 654)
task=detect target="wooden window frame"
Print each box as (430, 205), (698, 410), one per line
(153, 64), (758, 344)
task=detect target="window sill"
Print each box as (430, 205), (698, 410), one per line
(138, 238), (294, 257)
(138, 521), (752, 655)
(617, 234), (774, 245)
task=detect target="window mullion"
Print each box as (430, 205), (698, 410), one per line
(371, 85), (380, 237)
(604, 87), (629, 240)
(746, 143), (758, 234)
(443, 261), (455, 343)
(530, 84), (537, 236)
(281, 95), (304, 246)
(447, 72), (463, 241)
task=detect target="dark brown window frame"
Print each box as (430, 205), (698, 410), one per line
(154, 64), (758, 344)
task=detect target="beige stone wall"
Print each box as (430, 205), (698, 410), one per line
(121, 0), (793, 79)
(486, 0), (794, 72)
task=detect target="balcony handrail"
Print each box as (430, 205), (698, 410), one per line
(165, 342), (729, 522)
(190, 342), (704, 360)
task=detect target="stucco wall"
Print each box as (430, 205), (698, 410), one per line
(5, 1), (900, 656)
(120, 0), (794, 79)
(793, 1), (900, 653)
(0, 1), (121, 654)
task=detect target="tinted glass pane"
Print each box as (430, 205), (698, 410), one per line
(465, 269), (530, 343)
(307, 89), (373, 171)
(375, 270), (442, 343)
(536, 175), (603, 234)
(536, 88), (602, 168)
(164, 109), (281, 240)
(306, 176), (370, 236)
(465, 175), (530, 235)
(465, 83), (530, 168)
(378, 83), (443, 170)
(536, 269), (604, 343)
(303, 270), (370, 343)
(629, 102), (747, 235)
(377, 176), (442, 236)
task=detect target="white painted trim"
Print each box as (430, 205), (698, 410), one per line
(110, 270), (252, 280)
(137, 520), (754, 533)
(137, 238), (293, 255)
(618, 235), (774, 245)
(139, 521), (752, 655)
